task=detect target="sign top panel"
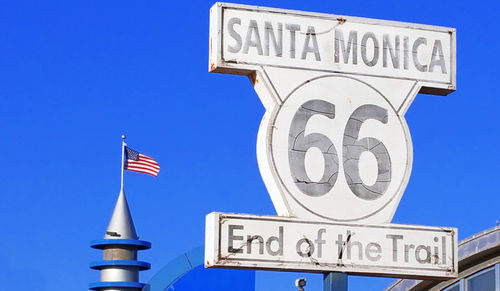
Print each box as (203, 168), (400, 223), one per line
(209, 2), (456, 95)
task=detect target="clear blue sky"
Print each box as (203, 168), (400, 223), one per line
(0, 0), (498, 290)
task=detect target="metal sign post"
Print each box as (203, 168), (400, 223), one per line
(324, 273), (348, 291)
(206, 2), (458, 287)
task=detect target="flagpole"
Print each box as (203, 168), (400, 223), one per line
(121, 134), (126, 192)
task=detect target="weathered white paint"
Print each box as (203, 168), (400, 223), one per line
(205, 213), (458, 280)
(268, 76), (412, 223)
(209, 2), (456, 95)
(209, 3), (456, 223)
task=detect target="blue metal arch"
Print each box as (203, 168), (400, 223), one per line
(142, 245), (204, 291)
(142, 245), (256, 291)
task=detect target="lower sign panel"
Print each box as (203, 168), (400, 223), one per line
(205, 213), (458, 280)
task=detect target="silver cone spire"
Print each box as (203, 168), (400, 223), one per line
(90, 189), (151, 291)
(105, 190), (138, 239)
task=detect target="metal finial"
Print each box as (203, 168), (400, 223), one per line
(122, 134), (126, 140)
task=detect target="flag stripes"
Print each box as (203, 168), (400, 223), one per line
(124, 146), (160, 177)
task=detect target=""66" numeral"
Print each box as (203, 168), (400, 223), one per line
(288, 100), (391, 200)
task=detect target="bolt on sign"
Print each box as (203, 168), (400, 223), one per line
(206, 213), (458, 279)
(206, 2), (457, 280)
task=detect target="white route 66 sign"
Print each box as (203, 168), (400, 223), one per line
(209, 3), (456, 223)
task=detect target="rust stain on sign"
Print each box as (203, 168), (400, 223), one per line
(249, 72), (258, 85)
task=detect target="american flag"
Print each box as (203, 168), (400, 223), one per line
(124, 146), (160, 177)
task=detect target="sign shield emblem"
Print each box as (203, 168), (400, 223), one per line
(209, 2), (455, 223)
